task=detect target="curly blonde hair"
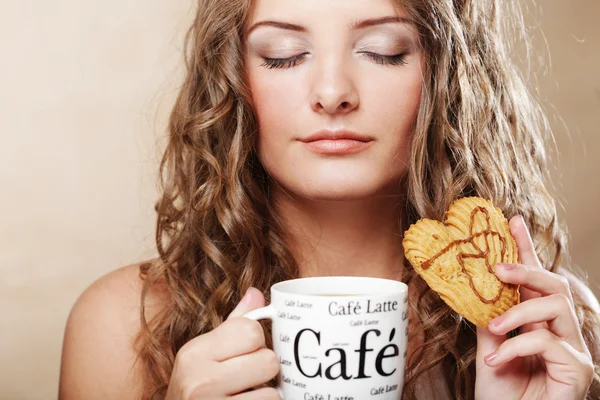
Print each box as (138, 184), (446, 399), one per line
(135, 0), (600, 398)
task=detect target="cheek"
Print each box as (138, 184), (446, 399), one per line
(365, 69), (423, 180)
(377, 72), (422, 130)
(365, 70), (423, 164)
(249, 72), (305, 165)
(248, 70), (304, 131)
(252, 93), (290, 167)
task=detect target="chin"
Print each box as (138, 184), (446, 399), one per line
(263, 156), (407, 201)
(292, 174), (400, 201)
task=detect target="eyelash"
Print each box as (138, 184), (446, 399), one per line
(260, 52), (407, 69)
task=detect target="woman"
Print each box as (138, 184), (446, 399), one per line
(59, 0), (600, 399)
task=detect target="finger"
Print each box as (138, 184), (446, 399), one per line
(204, 317), (267, 361)
(509, 215), (542, 269)
(484, 329), (589, 371)
(495, 263), (573, 302)
(220, 348), (280, 395)
(228, 287), (266, 319)
(229, 386), (282, 400)
(476, 326), (506, 371)
(487, 294), (586, 352)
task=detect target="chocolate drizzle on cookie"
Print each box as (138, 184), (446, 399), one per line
(421, 206), (507, 304)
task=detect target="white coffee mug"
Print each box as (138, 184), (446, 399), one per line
(244, 276), (409, 400)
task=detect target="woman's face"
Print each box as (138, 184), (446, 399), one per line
(244, 0), (423, 200)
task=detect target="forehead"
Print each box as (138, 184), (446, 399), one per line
(246, 0), (405, 25)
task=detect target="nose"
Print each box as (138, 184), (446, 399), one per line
(310, 56), (359, 115)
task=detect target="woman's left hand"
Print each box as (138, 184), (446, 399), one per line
(474, 215), (595, 400)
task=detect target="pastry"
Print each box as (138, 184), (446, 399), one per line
(402, 197), (520, 327)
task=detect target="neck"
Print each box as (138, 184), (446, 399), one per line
(270, 186), (406, 281)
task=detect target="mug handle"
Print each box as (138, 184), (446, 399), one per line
(243, 305), (285, 399)
(244, 304), (277, 321)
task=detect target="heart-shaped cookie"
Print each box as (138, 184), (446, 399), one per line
(403, 197), (520, 327)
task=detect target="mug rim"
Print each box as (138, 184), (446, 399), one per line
(270, 276), (408, 297)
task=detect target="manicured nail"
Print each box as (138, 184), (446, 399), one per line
(484, 351), (498, 364)
(499, 263), (516, 270)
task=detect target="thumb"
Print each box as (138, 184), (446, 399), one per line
(227, 287), (266, 320)
(476, 326), (505, 369)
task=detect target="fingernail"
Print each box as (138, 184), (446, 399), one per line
(498, 263), (516, 270)
(484, 351), (498, 364)
(488, 316), (504, 328)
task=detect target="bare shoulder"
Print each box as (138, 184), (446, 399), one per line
(59, 260), (168, 400)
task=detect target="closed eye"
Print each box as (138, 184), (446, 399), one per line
(260, 53), (309, 69)
(260, 52), (407, 69)
(360, 52), (407, 66)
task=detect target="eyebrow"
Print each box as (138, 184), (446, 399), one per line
(246, 16), (412, 36)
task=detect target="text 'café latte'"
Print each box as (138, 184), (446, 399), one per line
(245, 276), (409, 400)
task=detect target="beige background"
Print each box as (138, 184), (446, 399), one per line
(1, 1), (598, 399)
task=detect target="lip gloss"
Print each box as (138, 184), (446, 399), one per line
(303, 139), (373, 155)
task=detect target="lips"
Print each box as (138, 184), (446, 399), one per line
(299, 130), (374, 155)
(300, 130), (374, 143)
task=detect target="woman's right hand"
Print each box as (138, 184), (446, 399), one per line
(165, 287), (281, 400)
